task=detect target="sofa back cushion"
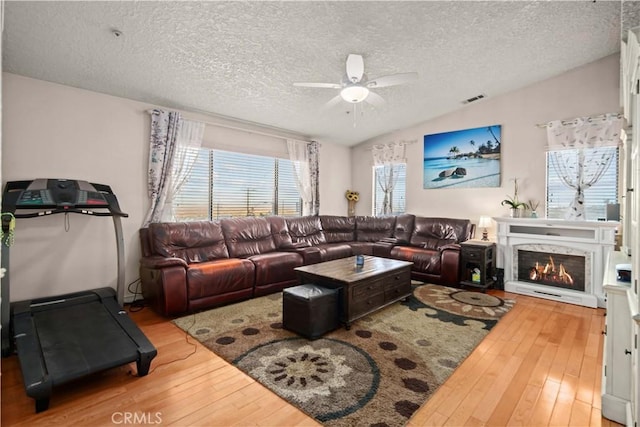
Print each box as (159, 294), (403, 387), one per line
(266, 216), (294, 248)
(355, 216), (396, 242)
(149, 221), (229, 264)
(221, 217), (277, 258)
(286, 216), (327, 245)
(320, 215), (355, 243)
(410, 217), (472, 248)
(393, 214), (415, 243)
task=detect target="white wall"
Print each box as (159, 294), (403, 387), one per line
(1, 73), (350, 301)
(351, 54), (621, 238)
(2, 52), (618, 301)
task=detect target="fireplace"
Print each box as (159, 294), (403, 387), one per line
(494, 217), (619, 308)
(517, 250), (586, 292)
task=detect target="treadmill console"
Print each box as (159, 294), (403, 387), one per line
(16, 179), (109, 208)
(2, 178), (127, 221)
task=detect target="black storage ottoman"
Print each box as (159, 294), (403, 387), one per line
(282, 284), (339, 339)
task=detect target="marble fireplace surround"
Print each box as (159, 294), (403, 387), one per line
(494, 218), (619, 308)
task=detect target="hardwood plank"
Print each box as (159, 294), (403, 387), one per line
(528, 378), (561, 426)
(548, 373), (579, 426)
(1, 290), (624, 427)
(569, 399), (593, 426)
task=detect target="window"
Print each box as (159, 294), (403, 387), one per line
(546, 147), (618, 220)
(373, 163), (406, 216)
(172, 148), (302, 221)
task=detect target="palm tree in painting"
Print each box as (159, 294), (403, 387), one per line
(486, 140), (494, 152)
(487, 126), (500, 146)
(448, 146), (460, 159)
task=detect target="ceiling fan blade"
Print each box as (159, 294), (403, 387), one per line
(346, 54), (364, 83)
(365, 91), (385, 107)
(294, 82), (342, 89)
(322, 95), (344, 111)
(366, 72), (418, 88)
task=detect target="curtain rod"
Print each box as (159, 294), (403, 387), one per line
(146, 109), (314, 144)
(535, 112), (623, 128)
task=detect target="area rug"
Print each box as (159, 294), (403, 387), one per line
(173, 283), (514, 427)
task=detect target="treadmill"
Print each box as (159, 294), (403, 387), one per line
(1, 179), (157, 413)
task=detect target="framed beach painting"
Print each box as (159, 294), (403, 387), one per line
(423, 125), (501, 189)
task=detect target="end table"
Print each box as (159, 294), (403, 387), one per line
(460, 240), (496, 291)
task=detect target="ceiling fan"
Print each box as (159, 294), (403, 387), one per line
(293, 54), (418, 108)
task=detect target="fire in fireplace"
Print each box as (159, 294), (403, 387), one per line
(517, 250), (586, 292)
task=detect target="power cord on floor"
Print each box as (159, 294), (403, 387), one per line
(127, 278), (146, 312)
(145, 313), (198, 375)
(122, 280), (198, 374)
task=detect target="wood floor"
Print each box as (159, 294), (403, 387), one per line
(0, 289), (624, 426)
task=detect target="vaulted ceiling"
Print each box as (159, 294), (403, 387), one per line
(2, 1), (622, 146)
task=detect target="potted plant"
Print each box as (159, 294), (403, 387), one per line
(501, 178), (528, 217)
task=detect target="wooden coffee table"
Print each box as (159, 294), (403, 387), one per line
(294, 255), (413, 329)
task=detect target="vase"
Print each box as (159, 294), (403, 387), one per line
(348, 200), (356, 217)
(531, 211), (538, 218)
(509, 208), (521, 218)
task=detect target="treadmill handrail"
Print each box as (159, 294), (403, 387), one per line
(10, 208), (128, 219)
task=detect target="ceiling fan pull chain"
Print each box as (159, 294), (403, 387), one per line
(353, 104), (357, 127)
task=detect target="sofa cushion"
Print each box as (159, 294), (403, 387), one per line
(315, 243), (353, 261)
(390, 246), (442, 275)
(320, 215), (356, 243)
(149, 221), (229, 264)
(266, 216), (294, 248)
(393, 214), (415, 243)
(410, 217), (471, 247)
(356, 216), (396, 242)
(248, 252), (304, 287)
(221, 217), (277, 258)
(421, 238), (458, 250)
(286, 216), (327, 245)
(186, 258), (255, 300)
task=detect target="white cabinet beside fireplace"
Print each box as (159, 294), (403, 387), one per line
(602, 260), (638, 425)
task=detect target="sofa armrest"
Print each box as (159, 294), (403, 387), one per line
(372, 241), (395, 258)
(281, 246), (322, 265)
(378, 237), (398, 244)
(140, 264), (189, 316)
(439, 243), (461, 252)
(440, 246), (462, 286)
(140, 256), (188, 269)
(379, 237), (410, 245)
(280, 241), (311, 249)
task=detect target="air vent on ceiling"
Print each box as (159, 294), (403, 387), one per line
(462, 94), (486, 104)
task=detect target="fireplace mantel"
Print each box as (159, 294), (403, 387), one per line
(494, 217), (619, 307)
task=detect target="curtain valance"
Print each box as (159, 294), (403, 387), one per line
(372, 142), (407, 166)
(545, 113), (622, 151)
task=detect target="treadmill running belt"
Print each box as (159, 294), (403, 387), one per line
(34, 301), (139, 383)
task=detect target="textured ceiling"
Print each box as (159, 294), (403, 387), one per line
(2, 1), (622, 146)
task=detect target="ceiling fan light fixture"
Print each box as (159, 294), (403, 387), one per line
(340, 85), (369, 103)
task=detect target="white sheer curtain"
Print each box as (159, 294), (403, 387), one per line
(165, 119), (205, 221)
(546, 114), (622, 220)
(143, 110), (204, 226)
(287, 139), (314, 215)
(372, 142), (407, 215)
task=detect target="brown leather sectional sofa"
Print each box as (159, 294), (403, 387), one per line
(139, 214), (474, 316)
